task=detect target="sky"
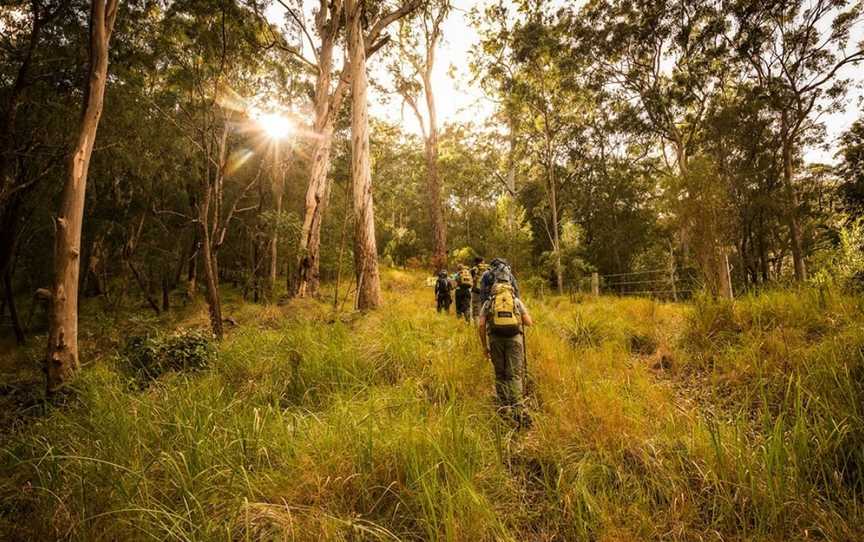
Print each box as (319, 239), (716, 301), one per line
(266, 0), (864, 165)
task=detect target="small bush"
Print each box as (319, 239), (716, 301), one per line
(684, 294), (739, 351)
(566, 314), (611, 348)
(627, 332), (658, 355)
(122, 329), (214, 382)
(523, 275), (547, 298)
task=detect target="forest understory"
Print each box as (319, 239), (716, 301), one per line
(1, 269), (863, 541)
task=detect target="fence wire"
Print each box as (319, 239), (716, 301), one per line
(569, 266), (700, 301)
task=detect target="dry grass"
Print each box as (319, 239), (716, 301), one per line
(1, 271), (862, 540)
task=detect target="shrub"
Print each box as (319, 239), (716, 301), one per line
(122, 329), (214, 383)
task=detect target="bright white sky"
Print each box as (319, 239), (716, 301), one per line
(265, 0), (864, 165)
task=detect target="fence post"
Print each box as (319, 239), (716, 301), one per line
(591, 272), (600, 297)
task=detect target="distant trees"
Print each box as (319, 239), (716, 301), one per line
(473, 4), (585, 294)
(0, 0), (70, 345)
(839, 118), (864, 216)
(733, 0), (864, 282)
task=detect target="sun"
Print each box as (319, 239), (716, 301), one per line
(257, 112), (292, 140)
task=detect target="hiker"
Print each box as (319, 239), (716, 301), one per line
(470, 257), (488, 322)
(434, 270), (453, 313)
(478, 262), (533, 427)
(454, 265), (473, 322)
(480, 258), (520, 304)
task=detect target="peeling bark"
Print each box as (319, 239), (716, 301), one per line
(45, 0), (118, 393)
(347, 0), (381, 310)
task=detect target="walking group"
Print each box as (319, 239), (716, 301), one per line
(433, 257), (534, 428)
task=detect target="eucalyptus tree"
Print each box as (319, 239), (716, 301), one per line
(388, 0), (450, 270)
(275, 0), (420, 299)
(45, 0), (119, 392)
(838, 118), (864, 216)
(474, 1), (588, 294)
(732, 0), (864, 281)
(576, 0), (731, 293)
(344, 0), (420, 310)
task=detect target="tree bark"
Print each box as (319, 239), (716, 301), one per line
(45, 0), (118, 393)
(161, 269), (170, 311)
(293, 5), (343, 299)
(545, 141), (563, 295)
(421, 51), (446, 269)
(3, 269), (25, 345)
(424, 130), (447, 269)
(268, 148), (284, 300)
(781, 117), (807, 281)
(198, 180), (223, 339)
(347, 0), (381, 310)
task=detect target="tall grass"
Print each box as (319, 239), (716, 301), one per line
(1, 272), (863, 540)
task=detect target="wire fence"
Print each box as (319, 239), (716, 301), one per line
(569, 266), (701, 301)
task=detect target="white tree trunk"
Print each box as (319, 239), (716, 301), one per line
(347, 0), (381, 310)
(45, 0), (117, 393)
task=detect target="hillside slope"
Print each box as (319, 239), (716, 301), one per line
(1, 270), (863, 540)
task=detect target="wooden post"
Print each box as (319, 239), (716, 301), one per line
(591, 272), (600, 297)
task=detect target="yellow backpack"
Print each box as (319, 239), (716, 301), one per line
(489, 283), (521, 337)
(458, 268), (472, 287)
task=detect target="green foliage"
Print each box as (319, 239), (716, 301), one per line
(450, 245), (478, 266)
(122, 329), (215, 383)
(383, 226), (419, 267)
(810, 217), (864, 287)
(488, 195), (533, 270)
(839, 118), (864, 215)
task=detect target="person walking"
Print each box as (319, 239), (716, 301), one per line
(480, 258), (520, 304)
(454, 265), (472, 322)
(470, 257), (488, 323)
(434, 270), (453, 314)
(478, 265), (533, 428)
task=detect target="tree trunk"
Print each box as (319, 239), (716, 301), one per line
(269, 155), (283, 301)
(127, 260), (160, 315)
(758, 215), (770, 283)
(198, 181), (223, 339)
(3, 269), (25, 345)
(269, 189), (282, 299)
(781, 128), (807, 281)
(347, 0), (381, 310)
(295, 127), (333, 297)
(422, 72), (447, 270)
(333, 178), (352, 309)
(546, 143), (563, 295)
(294, 25), (341, 299)
(45, 0), (118, 393)
(295, 74), (348, 297)
(161, 268), (170, 312)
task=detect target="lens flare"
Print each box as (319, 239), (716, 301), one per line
(257, 112), (292, 140)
